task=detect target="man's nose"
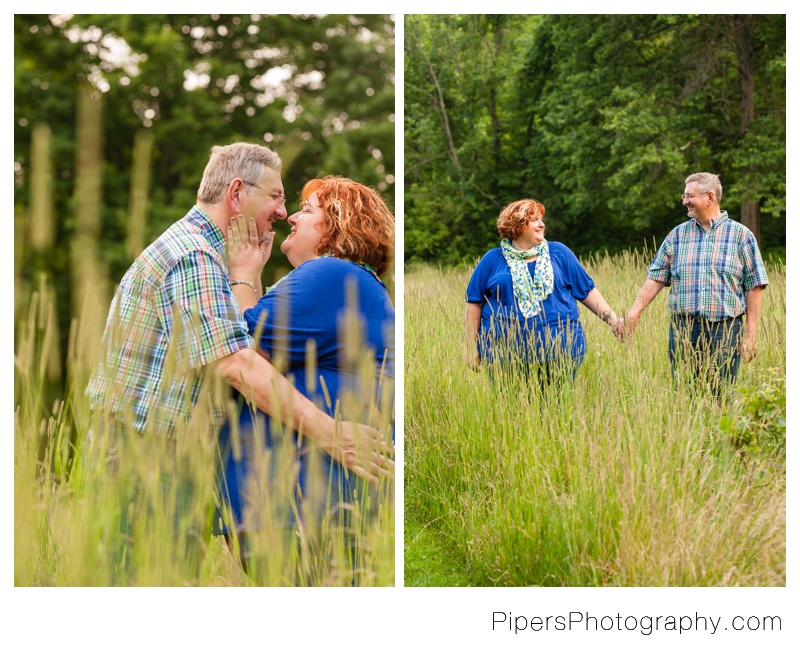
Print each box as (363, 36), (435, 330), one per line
(274, 203), (288, 221)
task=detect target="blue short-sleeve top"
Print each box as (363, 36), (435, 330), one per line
(217, 256), (394, 532)
(244, 256), (395, 410)
(465, 241), (595, 363)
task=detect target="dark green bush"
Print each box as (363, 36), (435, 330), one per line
(717, 368), (786, 466)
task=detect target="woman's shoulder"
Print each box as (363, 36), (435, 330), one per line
(477, 247), (504, 264)
(300, 255), (344, 268)
(293, 256), (352, 279)
(300, 256), (387, 290)
(470, 247), (506, 274)
(547, 241), (582, 262)
(547, 241), (573, 255)
(302, 256), (370, 271)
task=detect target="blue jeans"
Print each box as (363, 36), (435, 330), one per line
(668, 315), (743, 393)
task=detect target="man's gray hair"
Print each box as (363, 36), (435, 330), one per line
(685, 172), (722, 203)
(197, 142), (282, 204)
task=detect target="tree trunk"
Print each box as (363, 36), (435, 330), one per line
(740, 201), (760, 242)
(406, 24), (465, 201)
(730, 15), (761, 243)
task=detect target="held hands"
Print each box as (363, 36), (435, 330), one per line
(601, 308), (626, 341)
(227, 214), (273, 280)
(609, 312), (642, 341)
(618, 310), (640, 340)
(611, 317), (626, 341)
(611, 316), (632, 341)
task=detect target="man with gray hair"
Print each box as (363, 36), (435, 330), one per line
(620, 172), (769, 392)
(87, 142), (392, 482)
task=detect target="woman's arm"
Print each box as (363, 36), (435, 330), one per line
(555, 244), (621, 337)
(231, 281), (260, 314)
(227, 214), (273, 314)
(214, 348), (392, 482)
(580, 288), (622, 335)
(465, 302), (482, 370)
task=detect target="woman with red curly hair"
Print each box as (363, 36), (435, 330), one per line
(466, 199), (620, 389)
(220, 176), (394, 561)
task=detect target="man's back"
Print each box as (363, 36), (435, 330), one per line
(87, 207), (252, 436)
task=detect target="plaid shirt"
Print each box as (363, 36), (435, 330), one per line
(647, 211), (769, 321)
(86, 206), (253, 436)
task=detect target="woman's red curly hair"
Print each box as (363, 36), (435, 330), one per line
(496, 199), (546, 241)
(301, 176), (395, 277)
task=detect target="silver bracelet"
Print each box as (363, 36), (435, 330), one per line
(231, 279), (259, 295)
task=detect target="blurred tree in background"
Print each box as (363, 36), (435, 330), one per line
(15, 13), (395, 374)
(404, 14), (784, 264)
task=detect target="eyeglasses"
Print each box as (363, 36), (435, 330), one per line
(242, 180), (286, 205)
(681, 191), (711, 201)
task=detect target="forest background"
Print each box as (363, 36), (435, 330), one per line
(14, 13), (396, 401)
(404, 14), (785, 263)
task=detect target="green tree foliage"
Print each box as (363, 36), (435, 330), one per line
(15, 13), (395, 349)
(404, 14), (785, 263)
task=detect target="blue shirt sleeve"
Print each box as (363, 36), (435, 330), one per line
(466, 250), (497, 304)
(551, 243), (595, 301)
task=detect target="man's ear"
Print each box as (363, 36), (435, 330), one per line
(227, 179), (246, 213)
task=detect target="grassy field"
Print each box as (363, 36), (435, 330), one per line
(404, 252), (785, 586)
(14, 276), (395, 587)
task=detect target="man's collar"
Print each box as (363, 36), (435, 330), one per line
(691, 210), (728, 231)
(709, 210), (728, 229)
(188, 205), (225, 251)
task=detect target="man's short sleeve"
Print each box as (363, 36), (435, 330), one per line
(158, 251), (253, 370)
(740, 230), (770, 291)
(647, 232), (673, 285)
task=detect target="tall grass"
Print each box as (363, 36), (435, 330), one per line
(15, 274), (395, 587)
(405, 254), (785, 586)
(15, 88), (394, 587)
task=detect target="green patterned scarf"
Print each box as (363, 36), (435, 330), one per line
(500, 238), (554, 318)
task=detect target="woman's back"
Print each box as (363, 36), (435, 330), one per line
(246, 256), (394, 412)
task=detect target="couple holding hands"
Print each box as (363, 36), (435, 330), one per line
(466, 172), (769, 394)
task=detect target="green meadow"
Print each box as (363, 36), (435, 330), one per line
(14, 276), (395, 587)
(404, 253), (785, 586)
